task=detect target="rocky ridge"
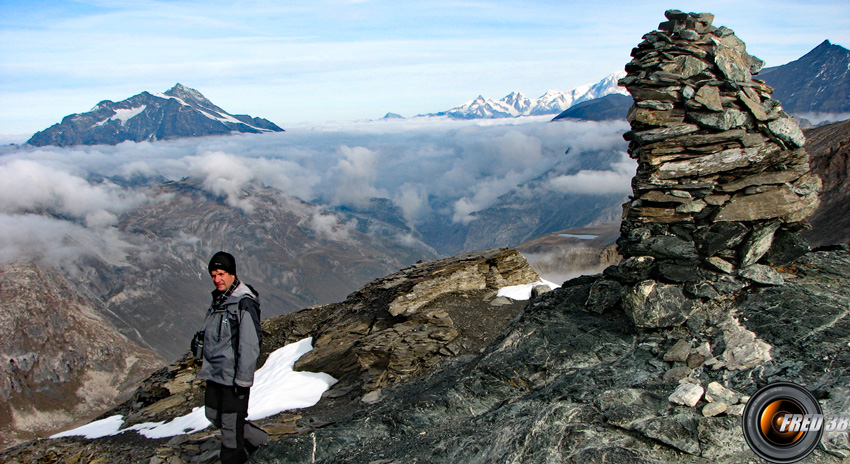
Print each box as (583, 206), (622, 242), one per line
(0, 248), (545, 462)
(270, 248), (541, 394)
(248, 247), (850, 463)
(552, 93), (633, 122)
(759, 40), (850, 115)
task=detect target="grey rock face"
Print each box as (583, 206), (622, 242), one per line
(623, 280), (693, 328)
(803, 119), (850, 248)
(0, 261), (163, 450)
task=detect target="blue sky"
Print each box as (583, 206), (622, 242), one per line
(1, 0), (848, 138)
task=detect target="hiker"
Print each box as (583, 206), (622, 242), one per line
(193, 251), (269, 463)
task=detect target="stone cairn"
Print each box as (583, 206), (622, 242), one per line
(604, 10), (821, 328)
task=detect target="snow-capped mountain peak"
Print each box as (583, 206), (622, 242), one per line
(27, 84), (284, 147)
(439, 71), (628, 120)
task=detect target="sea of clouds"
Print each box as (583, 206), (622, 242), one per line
(0, 116), (633, 265)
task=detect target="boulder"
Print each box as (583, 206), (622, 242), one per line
(669, 382), (704, 407)
(624, 280), (694, 328)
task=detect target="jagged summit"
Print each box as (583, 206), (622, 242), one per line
(161, 83), (222, 113)
(26, 84), (284, 147)
(432, 71), (628, 119)
(758, 39), (850, 114)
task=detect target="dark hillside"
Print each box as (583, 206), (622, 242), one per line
(759, 40), (850, 114)
(804, 119), (850, 247)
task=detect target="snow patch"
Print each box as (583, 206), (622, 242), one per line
(113, 106), (146, 125)
(153, 92), (265, 129)
(94, 106), (146, 127)
(50, 414), (125, 440)
(497, 280), (560, 300)
(50, 337), (336, 440)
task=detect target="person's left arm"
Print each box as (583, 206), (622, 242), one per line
(234, 298), (262, 388)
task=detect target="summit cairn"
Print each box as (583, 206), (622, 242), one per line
(609, 10), (822, 328)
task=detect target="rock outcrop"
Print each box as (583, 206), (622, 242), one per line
(611, 10), (821, 328)
(269, 248), (540, 393)
(246, 248), (849, 464)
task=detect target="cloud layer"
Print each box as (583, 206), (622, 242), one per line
(0, 117), (631, 265)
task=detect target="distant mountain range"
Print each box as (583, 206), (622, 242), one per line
(549, 40), (850, 123)
(427, 71), (628, 119)
(429, 40), (849, 123)
(22, 40), (848, 147)
(26, 84), (284, 147)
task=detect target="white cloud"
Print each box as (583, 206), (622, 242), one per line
(328, 145), (387, 209)
(0, 213), (135, 267)
(304, 209), (354, 242)
(452, 171), (530, 224)
(0, 159), (146, 227)
(393, 183), (431, 222)
(184, 151), (257, 212)
(548, 152), (636, 195)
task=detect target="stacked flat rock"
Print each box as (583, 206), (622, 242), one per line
(609, 10), (821, 328)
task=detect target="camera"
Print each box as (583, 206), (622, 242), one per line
(191, 330), (205, 359)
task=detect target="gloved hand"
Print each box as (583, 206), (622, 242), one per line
(190, 331), (204, 359)
(234, 385), (250, 398)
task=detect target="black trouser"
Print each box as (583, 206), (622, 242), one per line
(205, 381), (269, 464)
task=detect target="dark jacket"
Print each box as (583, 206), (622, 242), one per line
(197, 281), (262, 387)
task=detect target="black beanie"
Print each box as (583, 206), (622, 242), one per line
(208, 251), (236, 275)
